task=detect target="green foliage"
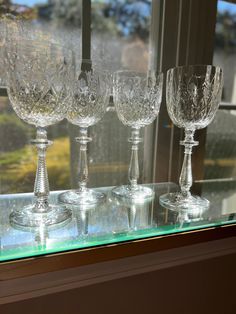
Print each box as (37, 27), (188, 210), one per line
(0, 114), (30, 152)
(91, 3), (117, 35)
(50, 0), (81, 27)
(0, 137), (70, 193)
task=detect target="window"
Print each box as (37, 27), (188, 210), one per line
(214, 0), (236, 103)
(0, 0), (155, 193)
(204, 0), (236, 182)
(0, 0), (224, 200)
(1, 0), (236, 270)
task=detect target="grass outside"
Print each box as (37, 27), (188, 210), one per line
(0, 137), (71, 193)
(0, 136), (129, 194)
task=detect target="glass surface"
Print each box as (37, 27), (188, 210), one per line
(1, 181), (236, 263)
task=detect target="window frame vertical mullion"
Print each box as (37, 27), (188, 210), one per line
(142, 0), (164, 183)
(150, 0), (218, 187)
(150, 0), (184, 184)
(82, 0), (91, 61)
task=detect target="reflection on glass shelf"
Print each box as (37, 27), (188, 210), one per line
(1, 181), (236, 263)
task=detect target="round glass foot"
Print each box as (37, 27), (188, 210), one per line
(159, 192), (209, 213)
(10, 204), (72, 230)
(112, 185), (154, 202)
(58, 189), (106, 206)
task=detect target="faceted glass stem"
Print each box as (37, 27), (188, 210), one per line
(58, 127), (105, 205)
(128, 128), (142, 190)
(159, 129), (209, 212)
(76, 127), (92, 193)
(32, 127), (52, 213)
(179, 129), (199, 198)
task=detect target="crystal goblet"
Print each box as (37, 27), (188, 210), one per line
(112, 70), (163, 200)
(6, 40), (74, 228)
(58, 60), (110, 206)
(159, 65), (223, 212)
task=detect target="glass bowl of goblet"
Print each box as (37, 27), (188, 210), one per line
(112, 70), (163, 200)
(0, 15), (24, 87)
(159, 65), (223, 212)
(58, 60), (111, 206)
(5, 39), (74, 229)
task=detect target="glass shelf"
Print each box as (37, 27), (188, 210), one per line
(1, 181), (236, 263)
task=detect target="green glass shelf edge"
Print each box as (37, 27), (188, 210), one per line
(1, 218), (236, 263)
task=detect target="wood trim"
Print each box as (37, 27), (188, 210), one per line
(154, 0), (182, 183)
(1, 236), (236, 304)
(143, 0), (163, 183)
(0, 223), (236, 281)
(188, 0), (218, 186)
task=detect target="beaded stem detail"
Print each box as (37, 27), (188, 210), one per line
(32, 127), (52, 213)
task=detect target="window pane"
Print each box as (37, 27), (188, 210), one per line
(204, 109), (236, 180)
(0, 0), (155, 194)
(0, 97), (71, 193)
(213, 0), (236, 103)
(0, 0), (81, 193)
(203, 1), (236, 181)
(91, 0), (151, 71)
(89, 0), (152, 188)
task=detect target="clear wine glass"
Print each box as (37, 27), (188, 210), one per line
(159, 65), (223, 212)
(58, 60), (110, 206)
(112, 70), (163, 200)
(6, 39), (74, 228)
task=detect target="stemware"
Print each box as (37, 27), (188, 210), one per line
(5, 39), (74, 228)
(112, 70), (163, 200)
(58, 60), (110, 206)
(159, 65), (223, 212)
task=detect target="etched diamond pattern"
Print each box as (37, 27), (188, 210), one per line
(166, 65), (223, 130)
(113, 71), (163, 128)
(6, 41), (74, 127)
(67, 69), (110, 127)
